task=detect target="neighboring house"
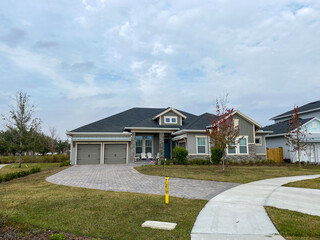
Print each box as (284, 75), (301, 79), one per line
(66, 107), (268, 165)
(262, 100), (320, 163)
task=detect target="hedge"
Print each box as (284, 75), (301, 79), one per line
(0, 167), (41, 183)
(0, 154), (69, 164)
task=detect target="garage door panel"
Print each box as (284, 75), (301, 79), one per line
(104, 144), (126, 164)
(77, 144), (101, 165)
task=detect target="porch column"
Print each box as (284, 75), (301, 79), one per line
(130, 132), (136, 162)
(159, 132), (164, 160)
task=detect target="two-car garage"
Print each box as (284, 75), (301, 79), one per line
(76, 143), (128, 165)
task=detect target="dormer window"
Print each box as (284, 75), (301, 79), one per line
(165, 116), (177, 124)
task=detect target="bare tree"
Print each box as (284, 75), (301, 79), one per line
(2, 91), (40, 168)
(48, 127), (58, 155)
(286, 106), (308, 167)
(206, 94), (240, 170)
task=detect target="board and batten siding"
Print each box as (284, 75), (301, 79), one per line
(160, 110), (182, 125)
(186, 132), (210, 155)
(233, 113), (254, 143)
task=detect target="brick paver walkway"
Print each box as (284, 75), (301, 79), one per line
(46, 164), (239, 200)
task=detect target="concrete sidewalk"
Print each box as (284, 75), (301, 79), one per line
(191, 174), (320, 240)
(0, 164), (10, 169)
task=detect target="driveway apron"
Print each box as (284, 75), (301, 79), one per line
(191, 174), (320, 240)
(46, 164), (239, 200)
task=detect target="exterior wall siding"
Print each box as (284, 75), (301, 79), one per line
(255, 133), (267, 154)
(265, 136), (291, 159)
(186, 132), (209, 155)
(233, 113), (254, 143)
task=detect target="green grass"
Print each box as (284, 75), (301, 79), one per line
(284, 177), (320, 190)
(0, 166), (206, 240)
(135, 165), (320, 183)
(0, 163), (60, 175)
(266, 206), (320, 240)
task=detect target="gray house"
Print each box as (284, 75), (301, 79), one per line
(67, 107), (268, 165)
(262, 100), (320, 163)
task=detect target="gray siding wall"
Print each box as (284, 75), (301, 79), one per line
(186, 132), (210, 155)
(274, 109), (320, 123)
(160, 110), (182, 125)
(255, 133), (267, 154)
(266, 136), (291, 159)
(233, 113), (254, 143)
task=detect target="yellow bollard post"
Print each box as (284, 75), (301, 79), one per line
(165, 176), (169, 204)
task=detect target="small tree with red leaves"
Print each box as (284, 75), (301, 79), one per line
(206, 94), (240, 170)
(286, 106), (308, 167)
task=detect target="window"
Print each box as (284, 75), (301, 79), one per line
(164, 116), (178, 124)
(255, 137), (261, 145)
(145, 136), (152, 153)
(239, 138), (248, 154)
(136, 136), (143, 154)
(234, 119), (239, 128)
(228, 142), (236, 154)
(226, 136), (248, 155)
(197, 137), (206, 154)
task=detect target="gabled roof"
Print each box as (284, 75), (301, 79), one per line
(271, 100), (320, 120)
(232, 110), (262, 128)
(184, 113), (215, 130)
(152, 107), (187, 120)
(70, 107), (197, 133)
(261, 118), (313, 136)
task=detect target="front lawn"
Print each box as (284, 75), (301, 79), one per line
(0, 163), (60, 175)
(284, 177), (320, 190)
(266, 206), (320, 240)
(0, 166), (206, 240)
(135, 165), (320, 184)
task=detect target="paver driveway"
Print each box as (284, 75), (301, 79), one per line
(46, 164), (239, 200)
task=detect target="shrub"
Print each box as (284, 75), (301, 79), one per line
(154, 159), (158, 165)
(0, 154), (69, 164)
(1, 167), (41, 183)
(0, 175), (3, 183)
(240, 159), (247, 165)
(173, 147), (188, 164)
(211, 147), (223, 164)
(165, 159), (170, 165)
(172, 159), (178, 165)
(50, 233), (66, 240)
(248, 159), (254, 165)
(160, 160), (165, 165)
(59, 161), (70, 167)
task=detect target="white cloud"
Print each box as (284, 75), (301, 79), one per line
(152, 43), (174, 55)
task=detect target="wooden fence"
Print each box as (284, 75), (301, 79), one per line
(267, 147), (283, 163)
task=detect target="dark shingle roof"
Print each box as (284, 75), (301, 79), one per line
(184, 113), (215, 130)
(261, 118), (313, 136)
(271, 100), (320, 120)
(70, 107), (198, 132)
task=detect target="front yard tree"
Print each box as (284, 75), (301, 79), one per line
(286, 106), (308, 167)
(206, 94), (239, 170)
(48, 127), (58, 155)
(2, 91), (40, 168)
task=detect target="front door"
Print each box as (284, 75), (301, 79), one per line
(164, 139), (171, 159)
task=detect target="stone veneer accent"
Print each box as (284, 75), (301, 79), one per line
(130, 132), (136, 162)
(224, 144), (266, 161)
(159, 133), (164, 160)
(187, 155), (210, 160)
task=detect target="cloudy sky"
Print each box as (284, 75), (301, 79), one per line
(0, 0), (319, 139)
